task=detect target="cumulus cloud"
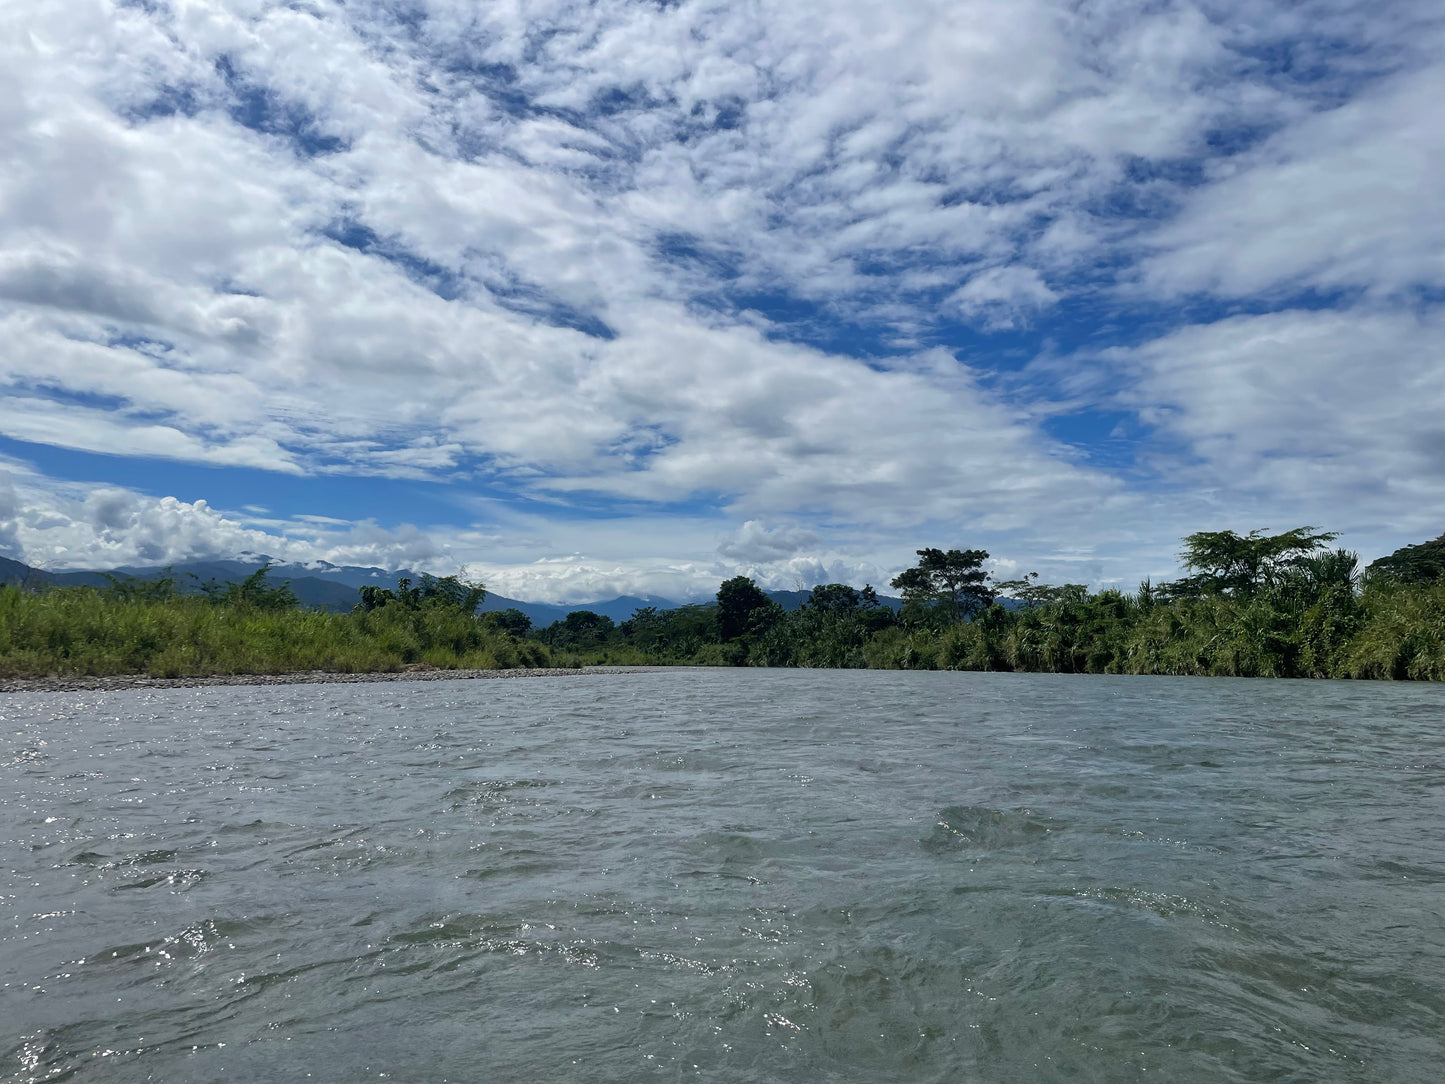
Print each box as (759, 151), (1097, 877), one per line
(1100, 307), (1445, 555)
(0, 0), (1440, 593)
(718, 521), (820, 563)
(1140, 60), (1445, 301)
(949, 267), (1059, 330)
(0, 471), (21, 559)
(0, 471), (453, 574)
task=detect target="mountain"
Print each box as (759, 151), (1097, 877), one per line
(0, 555), (683, 625)
(0, 555), (49, 587)
(2, 554), (909, 621)
(765, 589), (903, 612)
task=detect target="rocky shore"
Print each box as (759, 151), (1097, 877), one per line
(0, 666), (659, 694)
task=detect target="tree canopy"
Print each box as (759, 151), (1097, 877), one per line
(1165, 527), (1338, 599)
(1366, 533), (1445, 585)
(890, 547), (993, 622)
(486, 608), (532, 636)
(356, 573), (486, 614)
(16, 521), (1444, 682)
(198, 564), (299, 610)
(716, 576), (782, 642)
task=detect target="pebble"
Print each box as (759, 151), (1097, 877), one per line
(0, 666), (657, 694)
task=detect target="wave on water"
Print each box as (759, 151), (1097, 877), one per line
(2, 670), (1443, 1082)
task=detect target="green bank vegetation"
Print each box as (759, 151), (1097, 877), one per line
(535, 528), (1445, 680)
(2, 528), (1442, 681)
(0, 568), (548, 679)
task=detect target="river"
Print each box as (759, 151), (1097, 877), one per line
(3, 669), (1443, 1082)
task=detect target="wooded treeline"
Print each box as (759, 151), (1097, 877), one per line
(530, 528), (1445, 680)
(2, 528), (1442, 680)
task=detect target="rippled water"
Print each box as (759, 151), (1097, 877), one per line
(3, 670), (1444, 1082)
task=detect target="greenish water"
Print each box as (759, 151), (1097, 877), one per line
(3, 671), (1443, 1082)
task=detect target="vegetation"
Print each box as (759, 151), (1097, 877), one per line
(1365, 533), (1445, 586)
(3, 526), (1443, 681)
(531, 527), (1445, 680)
(0, 571), (548, 679)
(890, 547), (994, 625)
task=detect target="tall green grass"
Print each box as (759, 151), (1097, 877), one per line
(827, 580), (1441, 680)
(6, 576), (1442, 681)
(0, 586), (551, 678)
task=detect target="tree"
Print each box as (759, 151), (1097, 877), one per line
(802, 583), (861, 616)
(202, 563), (299, 610)
(619, 603), (717, 660)
(1366, 533), (1445, 585)
(716, 576), (781, 642)
(890, 548), (994, 623)
(995, 573), (1090, 608)
(356, 574), (486, 614)
(562, 610), (613, 637)
(104, 568), (179, 603)
(486, 608), (532, 636)
(415, 573), (487, 613)
(1165, 527), (1338, 599)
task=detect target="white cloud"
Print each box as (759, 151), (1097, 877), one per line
(1141, 60), (1445, 300)
(0, 468), (448, 573)
(0, 0), (1440, 595)
(0, 470), (21, 558)
(718, 520), (820, 563)
(949, 266), (1059, 330)
(1103, 307), (1445, 553)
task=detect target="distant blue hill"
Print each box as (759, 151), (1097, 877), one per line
(0, 555), (681, 625)
(763, 588), (903, 613)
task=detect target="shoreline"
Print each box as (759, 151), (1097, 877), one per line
(0, 666), (666, 695)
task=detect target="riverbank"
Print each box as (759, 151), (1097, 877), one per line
(0, 665), (661, 694)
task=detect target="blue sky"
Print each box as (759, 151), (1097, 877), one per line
(0, 0), (1441, 602)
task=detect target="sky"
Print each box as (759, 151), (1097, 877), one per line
(0, 0), (1441, 603)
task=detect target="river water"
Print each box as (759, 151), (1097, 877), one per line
(2, 670), (1443, 1082)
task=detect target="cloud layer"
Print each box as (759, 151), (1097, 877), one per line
(1, 0), (1441, 598)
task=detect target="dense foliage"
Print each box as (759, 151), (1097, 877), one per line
(4, 527), (1442, 680)
(1365, 533), (1445, 586)
(534, 528), (1445, 680)
(0, 571), (548, 679)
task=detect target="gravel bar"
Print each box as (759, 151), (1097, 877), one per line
(0, 666), (663, 694)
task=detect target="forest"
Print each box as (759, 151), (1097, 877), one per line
(529, 528), (1445, 680)
(1, 527), (1442, 681)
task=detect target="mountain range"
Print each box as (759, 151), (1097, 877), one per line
(0, 555), (903, 625)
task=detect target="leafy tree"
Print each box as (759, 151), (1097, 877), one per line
(620, 603), (718, 660)
(356, 584), (396, 612)
(619, 605), (661, 648)
(1366, 533), (1445, 585)
(415, 573), (487, 612)
(538, 610), (616, 650)
(994, 572), (1089, 608)
(854, 585), (898, 634)
(750, 583), (896, 668)
(993, 572), (1042, 606)
(716, 576), (782, 644)
(802, 583), (861, 615)
(485, 608), (532, 636)
(1164, 527), (1338, 599)
(890, 548), (993, 623)
(356, 574), (486, 614)
(563, 609), (613, 636)
(205, 564), (299, 610)
(104, 569), (179, 603)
